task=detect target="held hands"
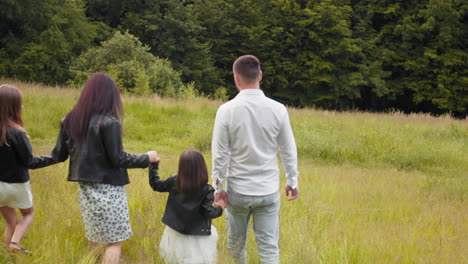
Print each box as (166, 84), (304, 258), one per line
(285, 184), (299, 201)
(214, 190), (229, 209)
(147, 151), (160, 163)
(214, 197), (229, 209)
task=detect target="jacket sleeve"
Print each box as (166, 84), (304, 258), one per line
(50, 122), (70, 163)
(101, 120), (149, 168)
(13, 130), (58, 169)
(200, 187), (223, 219)
(148, 163), (175, 192)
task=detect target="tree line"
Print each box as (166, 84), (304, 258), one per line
(0, 0), (466, 117)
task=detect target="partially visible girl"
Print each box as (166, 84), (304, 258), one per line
(0, 84), (56, 254)
(149, 148), (228, 264)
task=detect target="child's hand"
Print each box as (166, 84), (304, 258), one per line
(147, 151), (160, 163)
(214, 197), (229, 209)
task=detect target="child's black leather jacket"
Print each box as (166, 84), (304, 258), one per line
(0, 126), (56, 183)
(149, 163), (223, 236)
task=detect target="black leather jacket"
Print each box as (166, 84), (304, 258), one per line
(50, 114), (149, 185)
(149, 163), (223, 235)
(0, 126), (56, 183)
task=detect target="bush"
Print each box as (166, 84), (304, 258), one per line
(213, 86), (229, 101)
(69, 31), (187, 97)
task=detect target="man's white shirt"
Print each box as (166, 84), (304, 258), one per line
(211, 88), (299, 196)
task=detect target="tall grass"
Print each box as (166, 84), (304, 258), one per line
(0, 79), (466, 263)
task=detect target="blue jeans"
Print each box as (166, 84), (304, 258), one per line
(226, 190), (280, 264)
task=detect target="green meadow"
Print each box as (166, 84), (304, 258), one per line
(0, 80), (467, 264)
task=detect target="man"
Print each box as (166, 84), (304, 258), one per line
(212, 55), (299, 264)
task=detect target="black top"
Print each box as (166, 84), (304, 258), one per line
(50, 114), (149, 185)
(0, 126), (56, 183)
(149, 163), (223, 236)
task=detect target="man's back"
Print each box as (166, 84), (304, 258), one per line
(211, 55), (298, 264)
(212, 89), (297, 196)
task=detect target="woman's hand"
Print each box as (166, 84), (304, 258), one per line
(147, 151), (160, 163)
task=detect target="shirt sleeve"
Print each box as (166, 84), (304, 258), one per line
(278, 108), (299, 189)
(211, 106), (230, 192)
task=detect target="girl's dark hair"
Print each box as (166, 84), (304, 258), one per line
(176, 148), (209, 192)
(63, 72), (123, 140)
(0, 84), (26, 146)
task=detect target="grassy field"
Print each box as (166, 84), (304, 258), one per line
(0, 79), (467, 264)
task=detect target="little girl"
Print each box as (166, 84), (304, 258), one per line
(0, 84), (56, 254)
(149, 148), (228, 264)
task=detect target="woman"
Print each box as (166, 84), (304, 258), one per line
(50, 73), (158, 263)
(0, 84), (56, 254)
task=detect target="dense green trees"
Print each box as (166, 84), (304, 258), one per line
(351, 0), (467, 116)
(70, 31), (186, 96)
(0, 0), (466, 116)
(0, 0), (106, 84)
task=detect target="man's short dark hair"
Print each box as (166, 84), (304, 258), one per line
(233, 55), (261, 84)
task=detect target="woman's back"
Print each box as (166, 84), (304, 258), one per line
(52, 114), (149, 185)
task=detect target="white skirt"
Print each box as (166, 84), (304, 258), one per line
(159, 225), (218, 264)
(0, 181), (33, 209)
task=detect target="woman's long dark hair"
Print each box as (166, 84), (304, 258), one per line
(0, 84), (26, 146)
(177, 148), (209, 192)
(64, 73), (123, 140)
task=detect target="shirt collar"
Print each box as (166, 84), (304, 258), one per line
(236, 88), (265, 98)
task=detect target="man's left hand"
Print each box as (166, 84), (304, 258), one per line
(285, 184), (299, 201)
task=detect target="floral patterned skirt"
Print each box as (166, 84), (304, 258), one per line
(78, 182), (133, 243)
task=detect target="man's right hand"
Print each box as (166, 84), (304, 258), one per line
(214, 197), (229, 209)
(214, 190), (229, 206)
